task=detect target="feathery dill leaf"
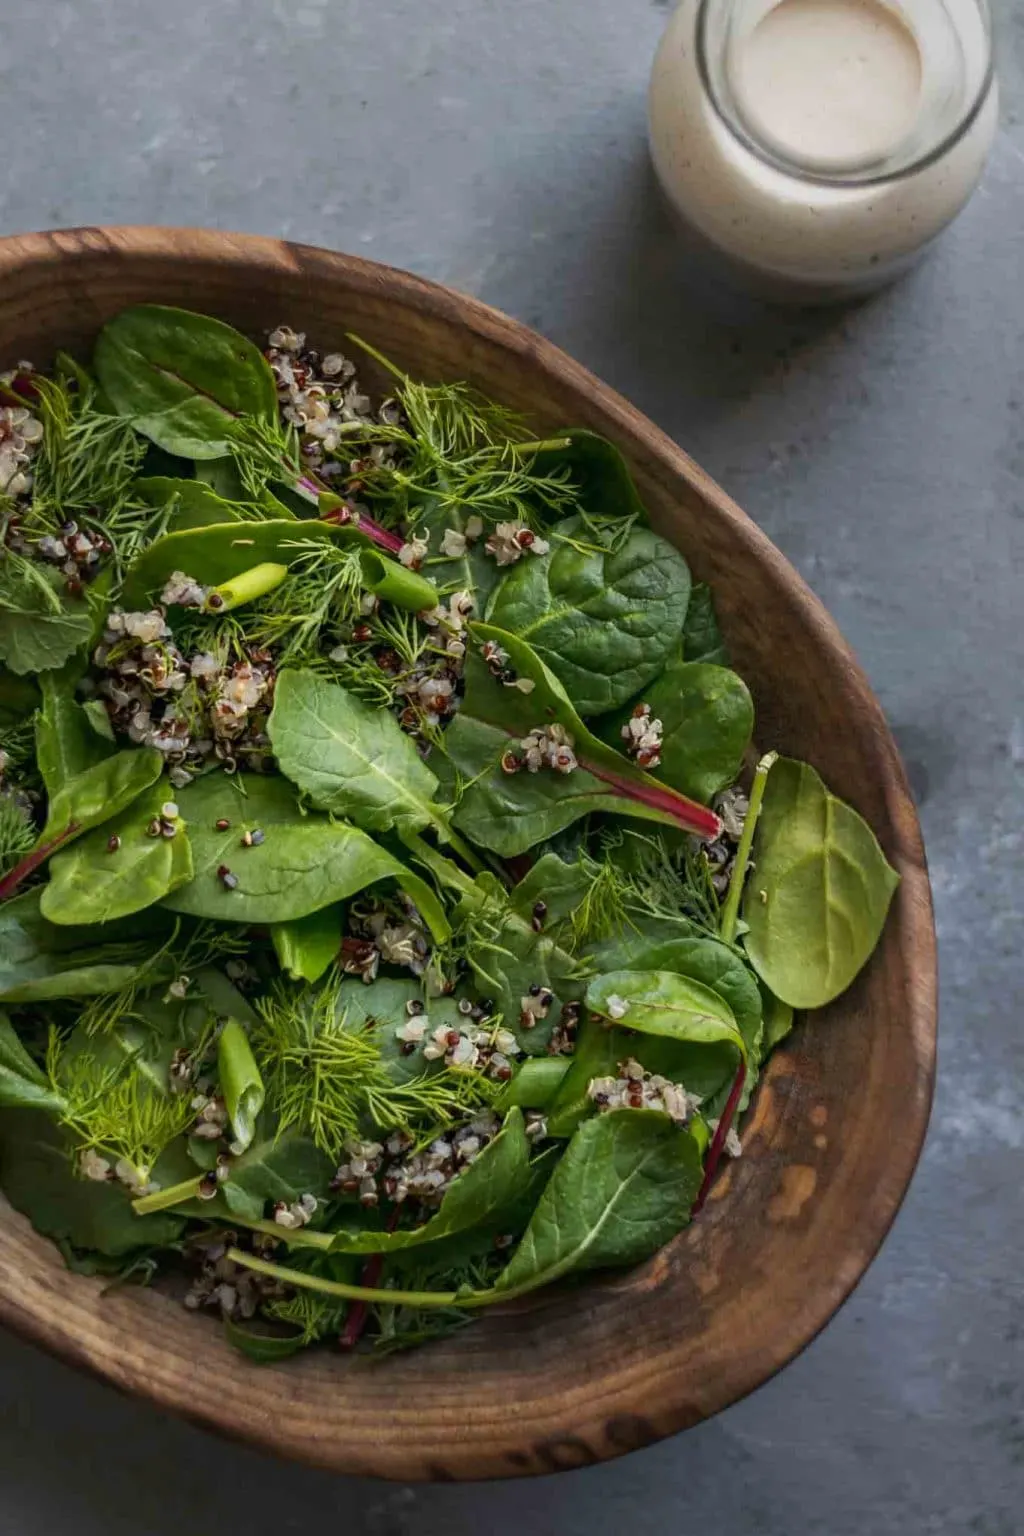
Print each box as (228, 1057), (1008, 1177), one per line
(244, 539), (365, 668)
(0, 792), (36, 879)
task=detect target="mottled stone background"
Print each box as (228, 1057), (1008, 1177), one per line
(0, 2), (1021, 1531)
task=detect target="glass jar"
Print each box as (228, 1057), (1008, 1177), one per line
(648, 0), (997, 300)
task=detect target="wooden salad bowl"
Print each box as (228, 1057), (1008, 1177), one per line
(0, 227), (936, 1480)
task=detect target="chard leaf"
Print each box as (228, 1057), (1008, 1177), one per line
(742, 757), (900, 1009)
(163, 773), (449, 941)
(94, 305), (278, 459)
(0, 1109), (185, 1257)
(485, 516), (690, 715)
(497, 1108), (702, 1292)
(41, 785), (194, 925)
(442, 625), (721, 857)
(41, 745), (164, 847)
(327, 1108), (530, 1255)
(682, 582), (729, 666)
(271, 905), (343, 984)
(269, 668), (446, 838)
(121, 518), (359, 609)
(604, 661), (753, 805)
(0, 1010), (63, 1112)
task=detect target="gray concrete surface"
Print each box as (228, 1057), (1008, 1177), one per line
(1, 2), (1022, 1531)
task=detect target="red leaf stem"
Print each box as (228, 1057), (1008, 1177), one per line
(584, 760), (723, 842)
(0, 824), (79, 905)
(692, 1058), (746, 1216)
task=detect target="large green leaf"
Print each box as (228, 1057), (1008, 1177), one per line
(0, 1109), (185, 1257)
(42, 784), (194, 925)
(486, 517), (690, 715)
(443, 626), (721, 858)
(42, 745), (164, 847)
(681, 582), (729, 666)
(218, 1122), (335, 1225)
(604, 662), (753, 806)
(269, 669), (445, 837)
(163, 773), (449, 941)
(0, 888), (169, 1004)
(742, 757), (900, 1009)
(134, 475), (250, 531)
(94, 305), (278, 459)
(497, 1108), (701, 1291)
(35, 671), (114, 797)
(585, 969), (744, 1054)
(328, 1108), (530, 1255)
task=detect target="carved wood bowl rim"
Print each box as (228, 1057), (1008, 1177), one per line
(0, 227), (936, 1481)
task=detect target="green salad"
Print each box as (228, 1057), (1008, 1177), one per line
(0, 307), (899, 1357)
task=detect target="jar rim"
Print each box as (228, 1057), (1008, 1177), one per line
(696, 0), (996, 188)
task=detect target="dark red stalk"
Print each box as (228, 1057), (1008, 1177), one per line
(692, 1058), (746, 1216)
(0, 376), (38, 407)
(584, 760), (723, 842)
(338, 1208), (401, 1350)
(0, 824), (78, 905)
(303, 472), (405, 557)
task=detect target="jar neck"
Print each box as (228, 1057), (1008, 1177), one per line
(697, 0), (995, 187)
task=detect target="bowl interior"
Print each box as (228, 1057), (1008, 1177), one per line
(0, 228), (935, 1480)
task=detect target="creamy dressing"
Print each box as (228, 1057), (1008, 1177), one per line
(648, 0), (997, 299)
(733, 0), (923, 171)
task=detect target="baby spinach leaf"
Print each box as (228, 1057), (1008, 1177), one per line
(94, 305), (278, 459)
(508, 852), (595, 928)
(682, 582), (729, 666)
(41, 745), (164, 847)
(497, 1108), (702, 1292)
(742, 757), (900, 1009)
(218, 1018), (264, 1154)
(0, 1108), (185, 1257)
(761, 985), (795, 1052)
(606, 662), (753, 805)
(328, 1108), (531, 1255)
(0, 566), (94, 676)
(532, 429), (647, 533)
(134, 476), (249, 531)
(442, 626), (722, 857)
(121, 518), (357, 609)
(163, 773), (449, 941)
(42, 785), (194, 926)
(585, 969), (745, 1056)
(218, 1121), (335, 1225)
(223, 1317), (309, 1363)
(496, 1056), (571, 1110)
(269, 669), (446, 838)
(0, 1010), (63, 1112)
(485, 517), (690, 715)
(0, 888), (170, 1004)
(271, 905), (343, 984)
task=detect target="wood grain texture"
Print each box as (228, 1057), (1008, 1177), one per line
(0, 226), (936, 1480)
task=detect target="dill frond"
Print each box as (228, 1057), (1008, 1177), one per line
(228, 415), (306, 500)
(563, 851), (638, 951)
(598, 828), (723, 938)
(47, 1029), (194, 1177)
(252, 972), (500, 1159)
(245, 539), (366, 668)
(264, 1286), (346, 1345)
(0, 792), (36, 879)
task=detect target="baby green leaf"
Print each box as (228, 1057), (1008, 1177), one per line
(742, 757), (900, 1009)
(218, 1123), (336, 1225)
(217, 1018), (264, 1154)
(0, 1010), (63, 1112)
(585, 968), (744, 1055)
(0, 1108), (185, 1256)
(271, 906), (343, 984)
(0, 566), (94, 676)
(35, 671), (114, 796)
(606, 662), (753, 805)
(495, 1057), (571, 1110)
(120, 518), (358, 609)
(163, 773), (449, 941)
(497, 1108), (702, 1292)
(41, 786), (194, 925)
(41, 746), (165, 847)
(328, 1108), (531, 1256)
(0, 888), (168, 1004)
(134, 476), (249, 531)
(269, 668), (445, 838)
(532, 429), (648, 539)
(443, 626), (721, 856)
(94, 305), (278, 459)
(681, 582), (729, 666)
(485, 517), (691, 715)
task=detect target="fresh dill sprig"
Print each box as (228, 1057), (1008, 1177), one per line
(245, 539), (365, 668)
(370, 1250), (506, 1355)
(46, 1029), (194, 1179)
(0, 716), (41, 785)
(252, 971), (499, 1159)
(0, 792), (36, 880)
(326, 605), (439, 708)
(562, 850), (638, 952)
(227, 415), (306, 501)
(264, 1286), (346, 1346)
(597, 828), (723, 938)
